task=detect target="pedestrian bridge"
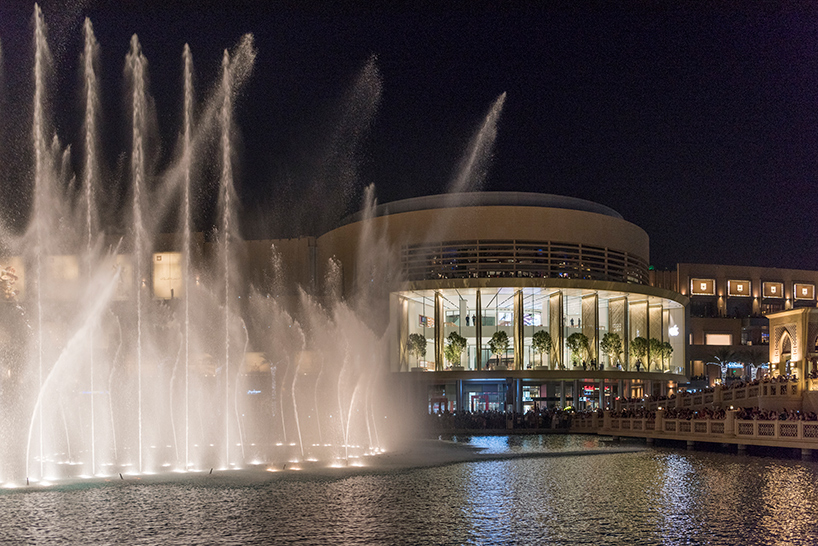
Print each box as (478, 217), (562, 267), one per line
(572, 412), (818, 457)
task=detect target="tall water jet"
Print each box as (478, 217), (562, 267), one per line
(126, 34), (148, 474)
(448, 91), (506, 195)
(182, 43), (193, 471)
(301, 55), (382, 236)
(81, 16), (100, 477)
(30, 2), (51, 481)
(219, 49), (234, 469)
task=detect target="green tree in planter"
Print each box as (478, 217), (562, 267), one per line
(407, 333), (427, 368)
(488, 330), (510, 369)
(566, 332), (590, 368)
(630, 336), (649, 371)
(444, 331), (467, 368)
(660, 341), (674, 371)
(600, 332), (623, 370)
(649, 338), (663, 371)
(532, 330), (554, 368)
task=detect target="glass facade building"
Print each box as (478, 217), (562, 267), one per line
(316, 192), (689, 412)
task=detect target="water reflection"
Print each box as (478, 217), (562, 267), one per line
(0, 438), (817, 545)
(451, 433), (606, 454)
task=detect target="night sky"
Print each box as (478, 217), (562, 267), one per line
(0, 1), (817, 270)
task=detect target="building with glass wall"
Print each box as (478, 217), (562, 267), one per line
(316, 192), (688, 413)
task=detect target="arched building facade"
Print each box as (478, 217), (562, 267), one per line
(317, 192), (689, 412)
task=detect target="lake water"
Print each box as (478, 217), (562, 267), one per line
(1, 435), (817, 545)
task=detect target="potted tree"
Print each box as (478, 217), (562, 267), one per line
(649, 337), (663, 371)
(600, 332), (623, 370)
(445, 331), (467, 370)
(531, 330), (553, 370)
(660, 341), (674, 372)
(488, 330), (510, 370)
(566, 332), (590, 369)
(407, 333), (427, 371)
(630, 336), (649, 371)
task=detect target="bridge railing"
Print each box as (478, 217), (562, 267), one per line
(572, 411), (818, 444)
(615, 382), (802, 414)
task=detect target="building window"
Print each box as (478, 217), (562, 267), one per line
(705, 333), (733, 345)
(690, 299), (717, 318)
(761, 302), (783, 315)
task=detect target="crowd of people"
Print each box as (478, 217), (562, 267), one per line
(662, 407), (727, 420)
(426, 404), (818, 432)
(608, 407), (655, 419)
(426, 408), (576, 431)
(609, 405), (818, 422)
(735, 407), (818, 421)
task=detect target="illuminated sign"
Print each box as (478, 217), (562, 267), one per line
(690, 278), (715, 295)
(668, 325), (679, 337)
(794, 283), (815, 301)
(763, 282), (784, 298)
(152, 252), (183, 300)
(727, 280), (750, 297)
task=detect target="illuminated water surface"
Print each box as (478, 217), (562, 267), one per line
(1, 435), (816, 545)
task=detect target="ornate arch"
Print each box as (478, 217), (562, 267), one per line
(772, 323), (797, 362)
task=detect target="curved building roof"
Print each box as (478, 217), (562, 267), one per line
(340, 191), (623, 227)
(319, 190), (650, 289)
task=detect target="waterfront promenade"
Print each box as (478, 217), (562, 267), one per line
(572, 378), (818, 457)
(428, 378), (818, 457)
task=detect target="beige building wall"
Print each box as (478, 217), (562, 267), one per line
(316, 205), (649, 296)
(676, 263), (818, 314)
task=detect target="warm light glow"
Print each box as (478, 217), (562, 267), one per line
(152, 252), (184, 299)
(691, 278), (715, 295)
(763, 282), (783, 298)
(705, 333), (732, 345)
(728, 280), (751, 297)
(794, 283), (815, 301)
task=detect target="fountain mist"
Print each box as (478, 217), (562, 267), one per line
(0, 6), (398, 485)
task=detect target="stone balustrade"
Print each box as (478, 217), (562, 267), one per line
(572, 409), (818, 449)
(616, 381), (802, 413)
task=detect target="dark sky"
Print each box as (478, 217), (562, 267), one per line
(1, 1), (817, 270)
